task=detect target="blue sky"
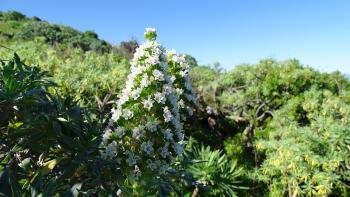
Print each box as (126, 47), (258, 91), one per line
(1, 0), (350, 73)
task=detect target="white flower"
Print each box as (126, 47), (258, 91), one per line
(163, 106), (173, 122)
(122, 109), (133, 120)
(173, 143), (184, 155)
(126, 152), (140, 166)
(172, 54), (186, 64)
(159, 146), (169, 158)
(172, 55), (180, 63)
(111, 108), (122, 122)
(154, 92), (166, 104)
(176, 88), (184, 95)
(131, 88), (142, 100)
(117, 94), (129, 106)
(163, 129), (173, 140)
(178, 99), (185, 108)
(102, 141), (118, 159)
(146, 159), (157, 170)
(159, 162), (169, 175)
(170, 75), (176, 82)
(176, 131), (184, 141)
(163, 84), (173, 95)
(132, 165), (142, 180)
(142, 97), (154, 111)
(133, 47), (145, 61)
(126, 75), (135, 88)
(152, 46), (162, 57)
(146, 56), (160, 65)
(152, 69), (164, 81)
(102, 128), (112, 143)
(141, 141), (154, 155)
(179, 70), (188, 77)
(115, 126), (125, 138)
(206, 106), (213, 114)
(140, 73), (151, 88)
(132, 125), (145, 140)
(130, 65), (143, 75)
(146, 119), (157, 132)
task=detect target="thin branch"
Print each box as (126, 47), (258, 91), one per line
(257, 111), (274, 121)
(255, 102), (266, 118)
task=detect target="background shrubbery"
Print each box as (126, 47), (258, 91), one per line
(1, 10), (350, 196)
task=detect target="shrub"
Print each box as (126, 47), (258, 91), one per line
(0, 53), (109, 195)
(1, 10), (27, 21)
(15, 21), (111, 53)
(0, 40), (129, 106)
(184, 142), (245, 196)
(254, 89), (350, 196)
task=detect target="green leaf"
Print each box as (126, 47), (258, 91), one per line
(57, 117), (68, 122)
(40, 159), (60, 175)
(0, 168), (22, 197)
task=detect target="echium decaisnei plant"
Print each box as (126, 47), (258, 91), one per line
(167, 50), (196, 120)
(102, 28), (187, 183)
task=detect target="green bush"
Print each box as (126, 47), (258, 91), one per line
(0, 10), (27, 21)
(0, 40), (129, 106)
(184, 142), (246, 196)
(191, 59), (350, 196)
(0, 53), (110, 195)
(14, 21), (111, 53)
(254, 89), (350, 196)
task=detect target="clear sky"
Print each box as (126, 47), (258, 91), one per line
(1, 0), (350, 73)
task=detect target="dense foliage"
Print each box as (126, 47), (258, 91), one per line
(1, 10), (350, 196)
(191, 59), (350, 196)
(184, 139), (245, 197)
(0, 10), (110, 53)
(0, 53), (107, 195)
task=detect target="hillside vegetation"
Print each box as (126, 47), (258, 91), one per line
(1, 10), (350, 196)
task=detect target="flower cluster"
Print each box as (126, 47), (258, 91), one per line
(167, 50), (196, 120)
(101, 28), (189, 181)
